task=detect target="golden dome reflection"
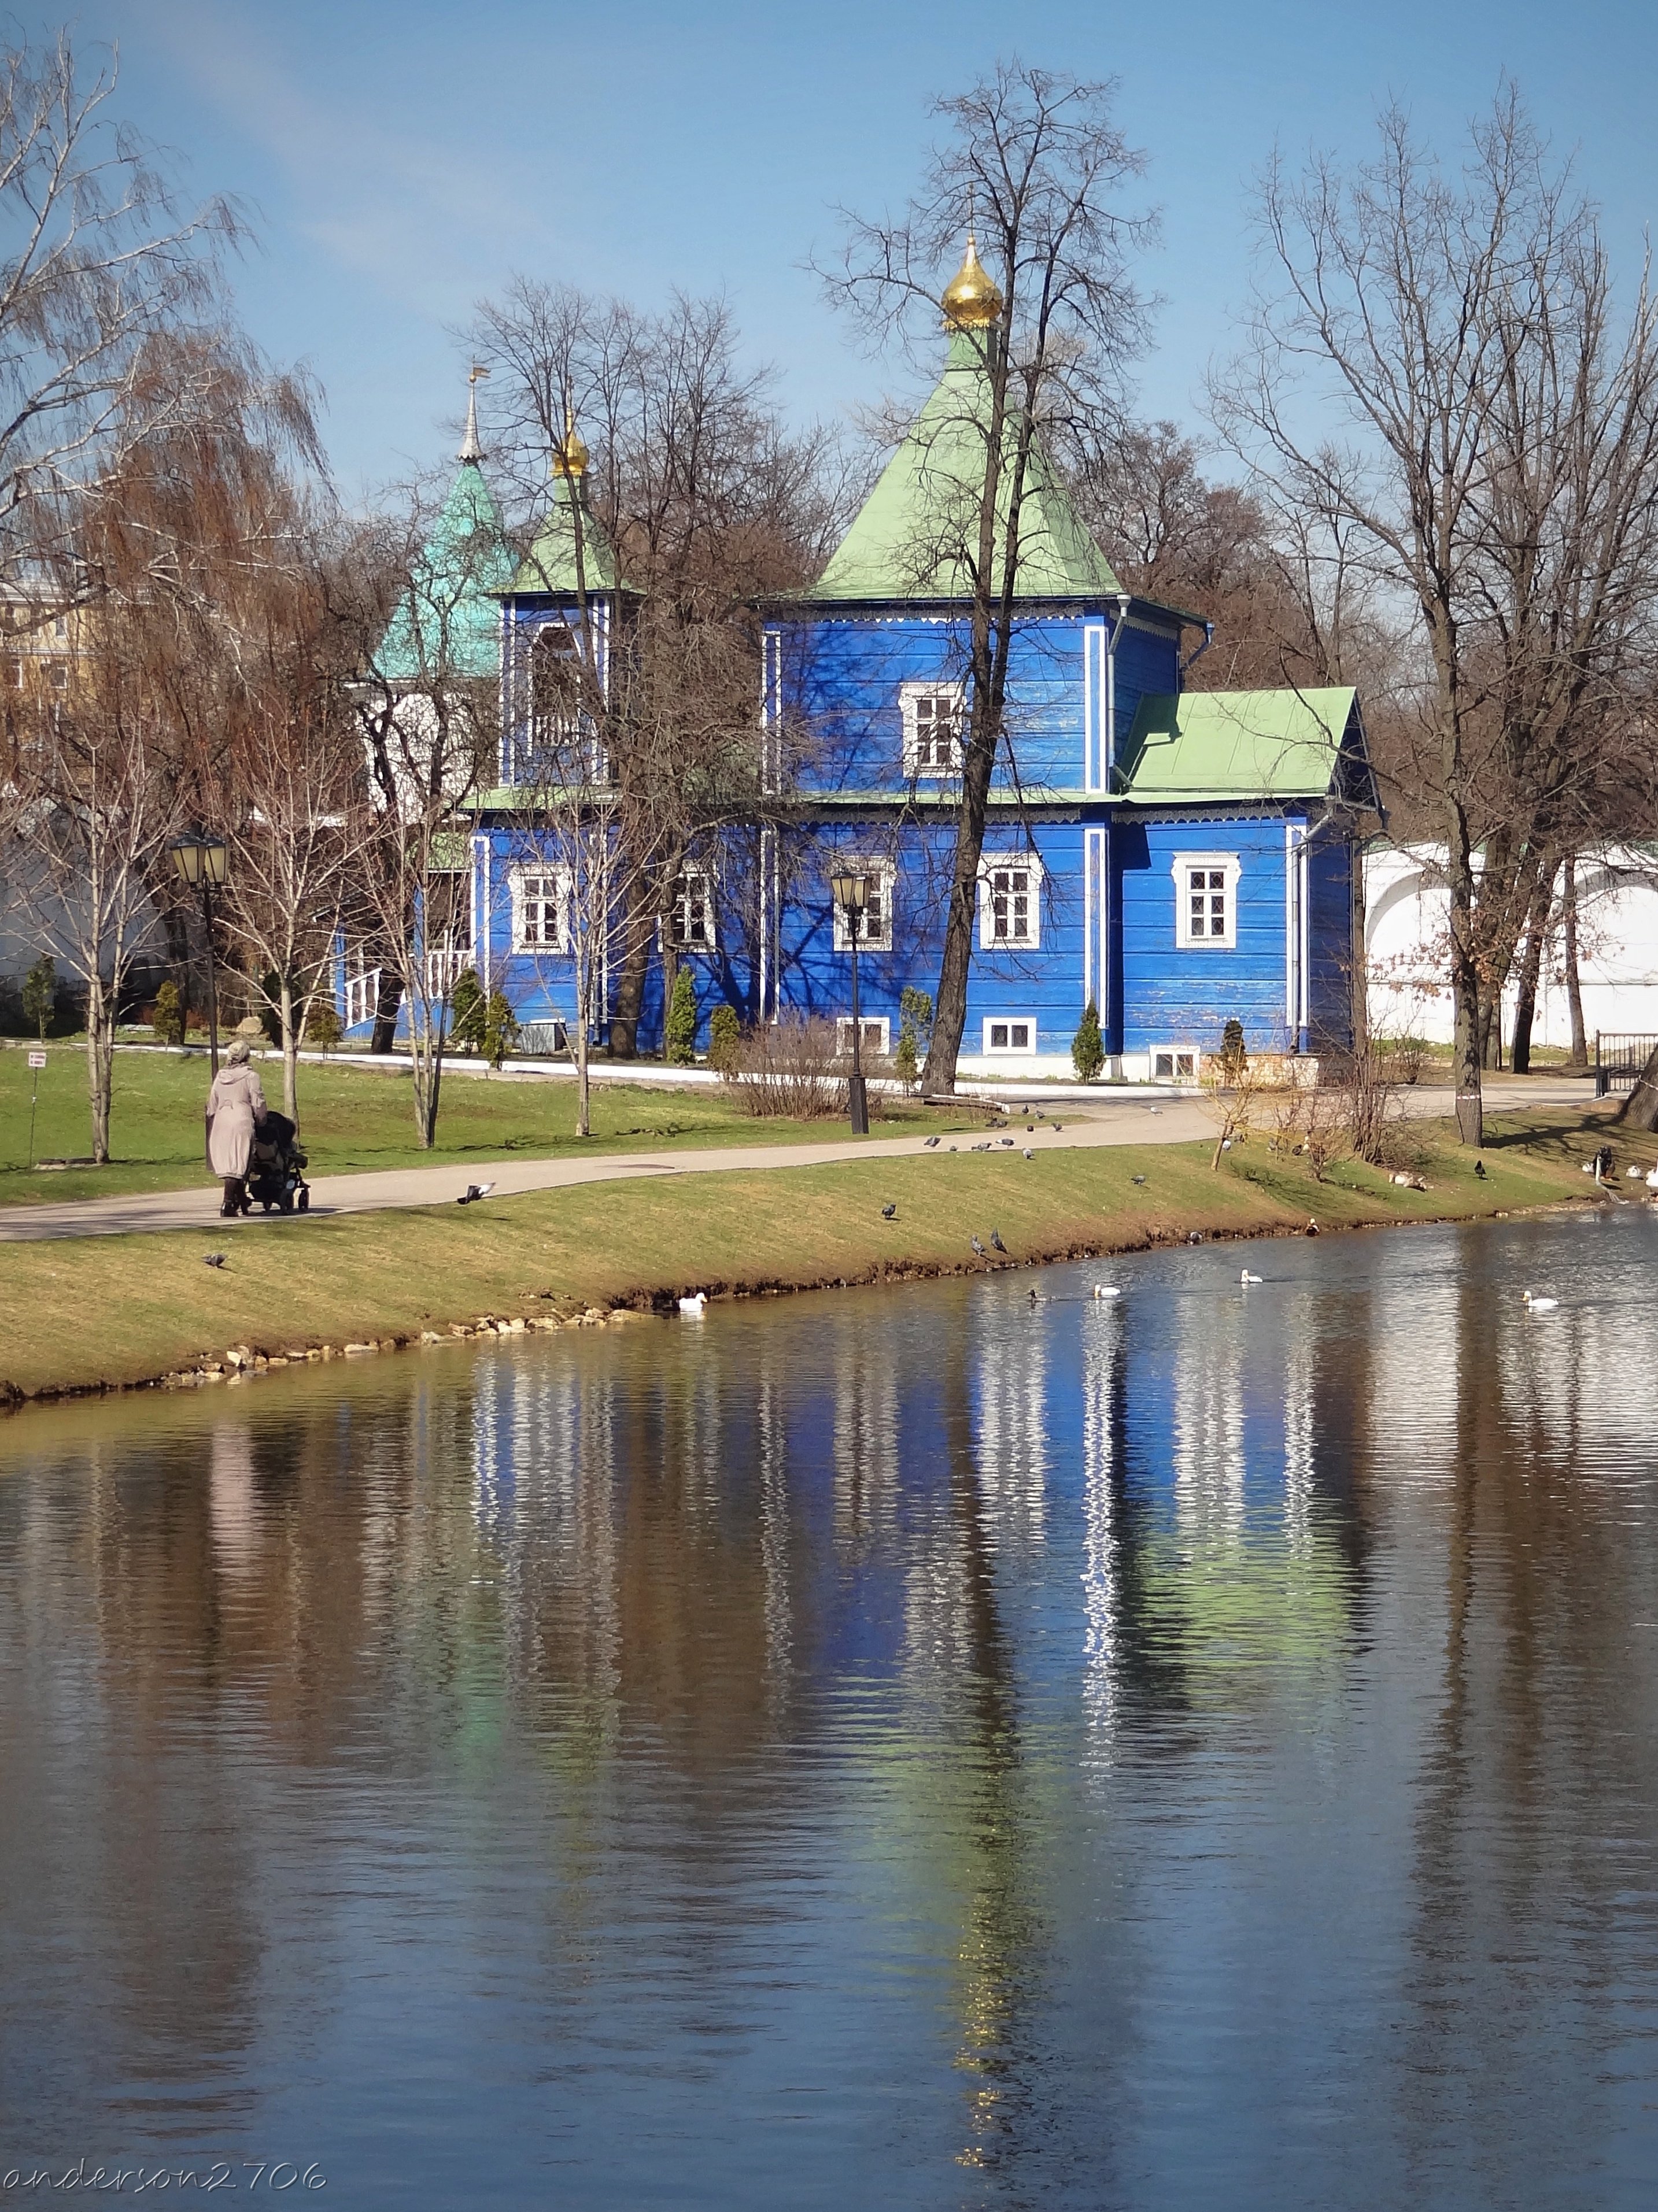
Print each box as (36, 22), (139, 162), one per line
(552, 405), (589, 480)
(941, 232), (1003, 330)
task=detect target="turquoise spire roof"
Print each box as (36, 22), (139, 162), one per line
(509, 471), (625, 597)
(813, 331), (1122, 603)
(377, 451), (517, 682)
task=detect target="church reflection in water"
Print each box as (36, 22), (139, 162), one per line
(5, 1216), (1658, 2204)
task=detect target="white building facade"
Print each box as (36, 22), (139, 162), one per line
(1364, 844), (1658, 1052)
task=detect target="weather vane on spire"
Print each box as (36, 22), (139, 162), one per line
(459, 362), (490, 463)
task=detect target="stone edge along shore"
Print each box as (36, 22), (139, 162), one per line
(0, 1195), (1591, 1417)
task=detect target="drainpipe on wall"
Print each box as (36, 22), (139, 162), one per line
(1104, 593), (1130, 789)
(1179, 619), (1214, 690)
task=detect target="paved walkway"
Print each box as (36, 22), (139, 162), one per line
(0, 1077), (1601, 1245)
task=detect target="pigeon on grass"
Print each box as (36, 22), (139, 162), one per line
(202, 1253), (227, 1268)
(924, 1135), (941, 1149)
(881, 1203), (897, 1220)
(970, 1235), (987, 1257)
(457, 1182), (495, 1206)
(989, 1230), (1007, 1253)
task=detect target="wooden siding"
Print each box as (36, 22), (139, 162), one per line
(1116, 815), (1303, 1057)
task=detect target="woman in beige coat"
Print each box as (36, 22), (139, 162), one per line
(205, 1038), (267, 1217)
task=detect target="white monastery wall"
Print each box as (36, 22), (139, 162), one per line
(1364, 844), (1658, 1049)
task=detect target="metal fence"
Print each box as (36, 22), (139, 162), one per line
(1594, 1033), (1658, 1097)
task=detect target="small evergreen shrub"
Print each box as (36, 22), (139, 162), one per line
(665, 967), (697, 1065)
(483, 990), (520, 1069)
(1220, 1017), (1247, 1080)
(896, 986), (932, 1092)
(1072, 998), (1105, 1082)
(22, 954), (56, 1042)
(450, 967), (486, 1054)
(150, 980), (184, 1047)
(305, 995), (343, 1052)
(707, 1003), (741, 1075)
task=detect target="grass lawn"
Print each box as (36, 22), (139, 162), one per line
(0, 1042), (975, 1207)
(0, 1104), (1635, 1403)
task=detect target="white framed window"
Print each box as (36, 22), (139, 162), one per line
(978, 853), (1043, 949)
(830, 863), (896, 951)
(512, 865), (572, 953)
(900, 682), (965, 777)
(836, 1016), (890, 1057)
(1172, 852), (1240, 949)
(983, 1017), (1037, 1055)
(670, 867), (717, 952)
(1152, 1047), (1199, 1080)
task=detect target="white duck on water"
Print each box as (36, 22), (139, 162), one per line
(678, 1292), (708, 1316)
(1522, 1289), (1559, 1311)
(1240, 1269), (1264, 1285)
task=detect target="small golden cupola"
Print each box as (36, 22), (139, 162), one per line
(552, 405), (589, 481)
(941, 231), (1003, 330)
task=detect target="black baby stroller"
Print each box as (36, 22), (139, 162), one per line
(246, 1110), (310, 1215)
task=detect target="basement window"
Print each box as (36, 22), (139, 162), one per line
(984, 1018), (1036, 1054)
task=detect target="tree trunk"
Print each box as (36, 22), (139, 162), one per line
(1508, 864), (1558, 1075)
(1563, 859), (1588, 1071)
(922, 734), (996, 1094)
(575, 986), (591, 1138)
(280, 975), (299, 1126)
(1618, 1042), (1658, 1131)
(371, 974), (402, 1055)
(608, 871), (652, 1059)
(1448, 868), (1484, 1146)
(84, 976), (113, 1166)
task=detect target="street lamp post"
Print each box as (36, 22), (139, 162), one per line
(832, 868), (870, 1137)
(171, 831), (230, 1074)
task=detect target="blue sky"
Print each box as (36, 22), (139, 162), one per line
(65, 0), (1658, 500)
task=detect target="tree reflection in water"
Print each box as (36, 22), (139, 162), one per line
(3, 1215), (1658, 2207)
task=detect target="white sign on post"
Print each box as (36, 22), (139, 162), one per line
(27, 1051), (46, 1070)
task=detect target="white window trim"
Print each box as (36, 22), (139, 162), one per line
(1172, 851), (1241, 950)
(983, 1016), (1039, 1055)
(830, 860), (896, 952)
(977, 852), (1044, 950)
(836, 1015), (891, 1056)
(900, 680), (966, 779)
(1151, 1046), (1200, 1081)
(667, 865), (718, 954)
(510, 862), (573, 955)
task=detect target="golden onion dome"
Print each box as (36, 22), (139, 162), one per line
(941, 232), (1003, 330)
(552, 406), (589, 480)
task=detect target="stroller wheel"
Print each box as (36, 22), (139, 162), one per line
(297, 1189), (309, 1213)
(278, 1192), (294, 1215)
(262, 1201), (274, 1214)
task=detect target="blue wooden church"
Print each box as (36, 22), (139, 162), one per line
(363, 246), (1378, 1077)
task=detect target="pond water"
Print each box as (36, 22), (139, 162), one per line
(3, 1209), (1658, 2209)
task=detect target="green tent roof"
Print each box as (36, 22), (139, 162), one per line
(811, 332), (1122, 603)
(509, 475), (623, 597)
(376, 458), (517, 683)
(1117, 687), (1364, 804)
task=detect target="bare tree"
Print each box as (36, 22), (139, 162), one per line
(822, 61), (1155, 1091)
(0, 32), (242, 587)
(1215, 91), (1658, 1141)
(351, 504), (500, 1150)
(468, 284), (848, 1074)
(10, 652), (177, 1162)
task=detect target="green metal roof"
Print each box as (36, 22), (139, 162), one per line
(1117, 687), (1361, 803)
(810, 331), (1122, 603)
(508, 475), (623, 597)
(376, 459), (517, 683)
